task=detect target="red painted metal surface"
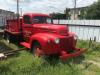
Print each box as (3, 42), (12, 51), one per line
(60, 48), (86, 61)
(5, 19), (19, 32)
(4, 13), (85, 60)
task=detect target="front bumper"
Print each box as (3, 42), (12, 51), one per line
(60, 48), (86, 61)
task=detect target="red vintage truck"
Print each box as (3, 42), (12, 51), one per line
(4, 13), (85, 61)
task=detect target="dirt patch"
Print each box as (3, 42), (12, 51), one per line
(87, 60), (100, 68)
(83, 60), (100, 68)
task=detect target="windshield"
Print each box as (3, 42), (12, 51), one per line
(33, 16), (53, 24)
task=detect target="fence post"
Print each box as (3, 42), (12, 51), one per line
(94, 36), (96, 42)
(89, 37), (92, 48)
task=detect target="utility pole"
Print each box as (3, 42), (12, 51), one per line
(73, 0), (77, 20)
(16, 0), (23, 42)
(17, 0), (19, 20)
(20, 8), (22, 16)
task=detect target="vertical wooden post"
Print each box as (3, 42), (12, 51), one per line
(94, 36), (96, 42)
(89, 37), (92, 48)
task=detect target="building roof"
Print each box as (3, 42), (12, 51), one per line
(0, 9), (14, 13)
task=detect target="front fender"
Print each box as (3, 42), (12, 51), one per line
(30, 33), (50, 47)
(30, 33), (60, 54)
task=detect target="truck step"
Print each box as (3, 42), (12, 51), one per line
(20, 42), (30, 49)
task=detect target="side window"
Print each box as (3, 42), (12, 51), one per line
(23, 15), (31, 24)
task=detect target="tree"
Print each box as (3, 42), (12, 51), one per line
(79, 7), (88, 19)
(85, 0), (100, 19)
(64, 8), (70, 19)
(50, 13), (67, 19)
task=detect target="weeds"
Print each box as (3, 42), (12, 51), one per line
(0, 40), (100, 75)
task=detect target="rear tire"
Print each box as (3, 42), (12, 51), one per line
(4, 33), (12, 43)
(4, 33), (11, 43)
(6, 34), (10, 43)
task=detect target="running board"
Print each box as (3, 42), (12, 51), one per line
(20, 42), (30, 49)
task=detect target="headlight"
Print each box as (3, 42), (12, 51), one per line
(54, 38), (60, 44)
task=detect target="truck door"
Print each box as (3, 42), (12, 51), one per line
(22, 15), (33, 41)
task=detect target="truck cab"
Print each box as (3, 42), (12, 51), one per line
(4, 13), (85, 61)
(22, 13), (54, 41)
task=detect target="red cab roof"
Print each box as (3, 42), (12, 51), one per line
(23, 13), (50, 17)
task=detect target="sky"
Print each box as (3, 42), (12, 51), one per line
(0, 0), (98, 14)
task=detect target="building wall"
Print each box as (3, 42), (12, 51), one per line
(68, 8), (81, 20)
(65, 7), (87, 20)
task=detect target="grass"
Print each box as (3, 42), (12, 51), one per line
(0, 39), (100, 75)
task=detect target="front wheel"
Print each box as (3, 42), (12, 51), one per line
(31, 42), (43, 57)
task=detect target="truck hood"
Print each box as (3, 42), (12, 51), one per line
(33, 24), (69, 36)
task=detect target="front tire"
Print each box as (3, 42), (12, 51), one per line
(31, 42), (43, 57)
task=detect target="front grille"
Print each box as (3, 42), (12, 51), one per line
(60, 35), (75, 52)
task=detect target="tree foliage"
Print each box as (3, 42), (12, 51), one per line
(50, 13), (67, 19)
(85, 0), (100, 19)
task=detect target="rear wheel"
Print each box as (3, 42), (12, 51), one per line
(6, 34), (10, 43)
(4, 33), (11, 43)
(31, 42), (43, 57)
(4, 33), (13, 43)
